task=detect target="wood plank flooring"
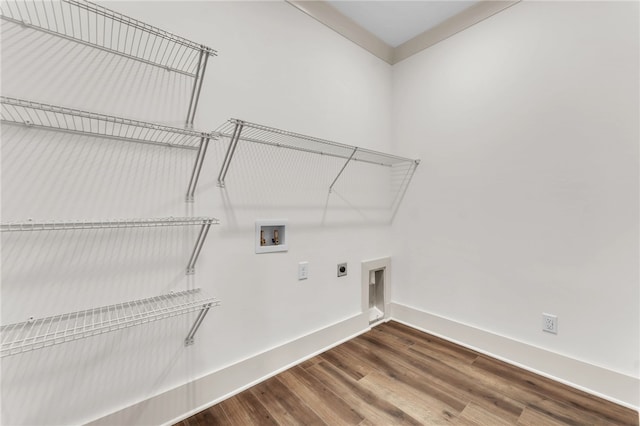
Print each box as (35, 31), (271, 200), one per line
(178, 321), (639, 425)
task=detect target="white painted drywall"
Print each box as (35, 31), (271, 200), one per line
(0, 2), (394, 424)
(3, 0), (638, 423)
(391, 0), (639, 387)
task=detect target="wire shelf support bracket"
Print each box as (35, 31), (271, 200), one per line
(1, 97), (215, 201)
(0, 289), (220, 357)
(214, 118), (420, 191)
(216, 120), (244, 188)
(185, 47), (211, 126)
(185, 219), (213, 275)
(0, 217), (219, 274)
(184, 302), (211, 346)
(186, 135), (211, 202)
(329, 147), (358, 193)
(0, 0), (217, 126)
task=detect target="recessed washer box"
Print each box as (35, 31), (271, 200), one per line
(255, 220), (288, 254)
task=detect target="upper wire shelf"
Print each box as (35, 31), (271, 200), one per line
(0, 289), (220, 357)
(215, 119), (420, 191)
(0, 0), (217, 125)
(1, 217), (218, 274)
(1, 97), (216, 201)
(0, 0), (216, 75)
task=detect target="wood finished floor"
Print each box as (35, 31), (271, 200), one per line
(179, 321), (639, 425)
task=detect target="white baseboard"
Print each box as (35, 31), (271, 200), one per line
(390, 302), (639, 411)
(88, 304), (638, 425)
(87, 313), (369, 426)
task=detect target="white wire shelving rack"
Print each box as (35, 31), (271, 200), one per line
(0, 217), (219, 274)
(1, 97), (215, 201)
(0, 0), (217, 125)
(215, 119), (421, 192)
(0, 289), (220, 357)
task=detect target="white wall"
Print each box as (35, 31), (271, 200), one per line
(1, 2), (394, 424)
(2, 0), (638, 423)
(392, 0), (638, 394)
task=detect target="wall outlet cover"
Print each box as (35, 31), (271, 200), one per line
(298, 262), (309, 280)
(337, 262), (347, 277)
(542, 313), (558, 334)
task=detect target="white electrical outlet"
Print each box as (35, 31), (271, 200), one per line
(298, 262), (309, 280)
(542, 313), (558, 334)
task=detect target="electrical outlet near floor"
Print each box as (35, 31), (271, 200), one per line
(542, 313), (558, 334)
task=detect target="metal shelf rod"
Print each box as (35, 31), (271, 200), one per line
(184, 303), (212, 346)
(329, 147), (358, 193)
(186, 50), (205, 122)
(226, 118), (416, 164)
(186, 137), (211, 202)
(217, 121), (243, 188)
(186, 221), (213, 275)
(215, 131), (394, 167)
(187, 50), (210, 126)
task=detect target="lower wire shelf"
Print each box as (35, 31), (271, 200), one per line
(0, 289), (220, 357)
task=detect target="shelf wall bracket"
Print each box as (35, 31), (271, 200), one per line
(217, 121), (244, 188)
(185, 136), (211, 202)
(186, 48), (210, 127)
(184, 302), (213, 346)
(186, 49), (205, 126)
(186, 221), (213, 274)
(329, 147), (358, 193)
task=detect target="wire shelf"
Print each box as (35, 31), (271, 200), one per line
(0, 0), (216, 76)
(0, 0), (216, 125)
(1, 97), (210, 150)
(215, 119), (420, 191)
(0, 217), (217, 232)
(1, 217), (218, 274)
(216, 119), (416, 166)
(0, 289), (220, 357)
(1, 97), (216, 201)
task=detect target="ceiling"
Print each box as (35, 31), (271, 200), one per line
(287, 0), (519, 64)
(326, 1), (480, 47)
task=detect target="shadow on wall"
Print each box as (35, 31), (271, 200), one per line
(0, 315), (192, 425)
(0, 222), (208, 425)
(1, 18), (193, 125)
(0, 125), (196, 219)
(0, 2), (222, 425)
(0, 5), (420, 229)
(1, 225), (198, 322)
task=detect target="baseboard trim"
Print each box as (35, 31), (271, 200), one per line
(88, 304), (638, 425)
(88, 313), (369, 426)
(390, 302), (639, 410)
